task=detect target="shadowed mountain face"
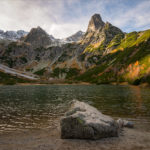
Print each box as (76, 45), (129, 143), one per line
(87, 14), (105, 32)
(0, 13), (150, 85)
(23, 27), (52, 49)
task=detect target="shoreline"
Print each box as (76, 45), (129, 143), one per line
(0, 81), (149, 88)
(0, 124), (150, 150)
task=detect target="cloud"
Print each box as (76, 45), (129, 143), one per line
(0, 0), (149, 38)
(0, 0), (108, 38)
(105, 0), (150, 32)
(0, 0), (66, 38)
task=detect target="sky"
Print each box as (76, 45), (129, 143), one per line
(0, 0), (150, 38)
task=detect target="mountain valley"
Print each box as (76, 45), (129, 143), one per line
(0, 14), (150, 85)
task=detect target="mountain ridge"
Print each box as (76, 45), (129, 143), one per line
(0, 28), (84, 46)
(0, 13), (150, 85)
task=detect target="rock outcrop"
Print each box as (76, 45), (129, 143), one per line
(87, 14), (104, 33)
(81, 14), (124, 46)
(0, 13), (149, 85)
(23, 26), (52, 48)
(0, 14), (124, 75)
(60, 100), (119, 139)
(63, 31), (85, 43)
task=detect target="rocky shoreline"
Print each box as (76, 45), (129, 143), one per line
(0, 123), (150, 150)
(0, 101), (150, 150)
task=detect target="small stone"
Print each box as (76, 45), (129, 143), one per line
(117, 118), (134, 128)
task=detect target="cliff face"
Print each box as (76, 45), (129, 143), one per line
(0, 14), (150, 85)
(81, 14), (124, 51)
(63, 31), (85, 43)
(76, 29), (150, 85)
(23, 27), (52, 49)
(87, 14), (104, 33)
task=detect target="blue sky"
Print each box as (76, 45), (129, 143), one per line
(0, 0), (150, 38)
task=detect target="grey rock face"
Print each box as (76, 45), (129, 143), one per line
(0, 30), (4, 34)
(87, 14), (104, 32)
(60, 100), (119, 140)
(64, 31), (85, 42)
(81, 14), (124, 47)
(0, 13), (124, 73)
(23, 26), (52, 48)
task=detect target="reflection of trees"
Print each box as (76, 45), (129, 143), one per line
(129, 86), (143, 115)
(91, 85), (133, 117)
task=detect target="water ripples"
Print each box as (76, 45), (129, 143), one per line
(0, 84), (150, 133)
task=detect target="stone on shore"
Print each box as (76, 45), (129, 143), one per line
(117, 118), (134, 128)
(60, 100), (119, 140)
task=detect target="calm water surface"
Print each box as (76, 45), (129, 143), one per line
(0, 84), (150, 133)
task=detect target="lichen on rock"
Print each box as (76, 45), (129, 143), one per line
(60, 100), (119, 140)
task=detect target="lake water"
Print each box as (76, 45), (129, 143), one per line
(0, 84), (150, 133)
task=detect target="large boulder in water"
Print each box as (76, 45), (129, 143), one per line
(60, 100), (119, 140)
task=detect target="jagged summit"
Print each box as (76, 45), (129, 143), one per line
(0, 13), (150, 86)
(64, 30), (85, 42)
(0, 29), (28, 41)
(27, 26), (47, 35)
(87, 14), (105, 32)
(81, 13), (123, 45)
(24, 26), (52, 48)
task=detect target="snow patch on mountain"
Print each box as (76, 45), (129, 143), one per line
(0, 30), (28, 41)
(0, 64), (39, 80)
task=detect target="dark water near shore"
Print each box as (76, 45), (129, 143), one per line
(0, 84), (150, 133)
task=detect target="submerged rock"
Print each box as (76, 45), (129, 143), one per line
(60, 100), (119, 140)
(117, 118), (134, 128)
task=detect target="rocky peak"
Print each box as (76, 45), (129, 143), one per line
(81, 14), (124, 46)
(76, 30), (85, 35)
(26, 26), (47, 37)
(87, 14), (105, 32)
(0, 30), (4, 34)
(0, 29), (28, 41)
(17, 30), (28, 37)
(64, 30), (85, 42)
(103, 21), (124, 42)
(24, 26), (52, 48)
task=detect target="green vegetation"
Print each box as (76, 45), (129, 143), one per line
(0, 27), (150, 85)
(0, 71), (32, 85)
(77, 30), (150, 85)
(76, 64), (108, 83)
(78, 53), (86, 62)
(58, 51), (70, 62)
(52, 67), (80, 79)
(65, 43), (73, 48)
(35, 47), (46, 52)
(135, 30), (150, 45)
(26, 68), (33, 72)
(34, 68), (46, 76)
(107, 33), (124, 48)
(20, 57), (27, 63)
(87, 55), (101, 64)
(118, 32), (138, 49)
(84, 43), (105, 53)
(6, 42), (17, 53)
(35, 55), (40, 61)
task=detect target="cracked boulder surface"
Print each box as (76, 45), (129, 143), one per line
(60, 100), (119, 140)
